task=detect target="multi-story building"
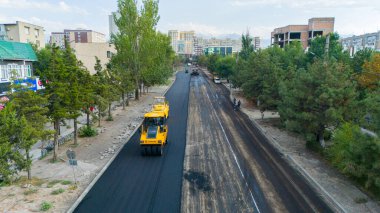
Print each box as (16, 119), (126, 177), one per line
(0, 21), (45, 48)
(341, 31), (380, 56)
(204, 46), (233, 56)
(50, 32), (66, 48)
(168, 30), (179, 52)
(168, 30), (195, 56)
(50, 29), (106, 48)
(0, 40), (38, 96)
(202, 37), (242, 53)
(109, 12), (119, 37)
(71, 42), (116, 75)
(193, 36), (203, 56)
(254, 37), (261, 50)
(271, 17), (335, 49)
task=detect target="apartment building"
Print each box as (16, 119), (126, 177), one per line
(341, 31), (380, 56)
(254, 37), (261, 50)
(71, 42), (115, 75)
(168, 30), (195, 56)
(109, 12), (119, 37)
(271, 17), (335, 49)
(50, 29), (106, 48)
(0, 21), (45, 48)
(168, 30), (179, 52)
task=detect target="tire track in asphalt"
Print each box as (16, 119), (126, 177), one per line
(200, 70), (333, 213)
(181, 74), (256, 213)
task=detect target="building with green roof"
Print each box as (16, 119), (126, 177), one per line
(0, 40), (37, 96)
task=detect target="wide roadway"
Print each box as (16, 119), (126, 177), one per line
(74, 71), (190, 213)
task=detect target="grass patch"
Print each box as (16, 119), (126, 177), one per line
(23, 188), (38, 195)
(15, 176), (45, 187)
(47, 180), (61, 188)
(51, 188), (65, 195)
(61, 180), (72, 185)
(40, 201), (53, 211)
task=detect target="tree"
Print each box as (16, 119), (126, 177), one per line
(10, 90), (52, 180)
(113, 0), (160, 101)
(94, 57), (112, 127)
(307, 33), (350, 64)
(361, 85), (380, 134)
(63, 41), (88, 145)
(207, 54), (220, 73)
(328, 123), (380, 195)
(359, 53), (380, 89)
(215, 56), (235, 80)
(0, 104), (23, 182)
(351, 48), (373, 73)
(39, 45), (71, 161)
(279, 59), (357, 147)
(240, 31), (254, 60)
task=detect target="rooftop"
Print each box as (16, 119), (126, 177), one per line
(0, 40), (37, 61)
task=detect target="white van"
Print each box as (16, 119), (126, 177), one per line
(214, 77), (221, 84)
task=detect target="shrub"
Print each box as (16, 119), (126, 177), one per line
(61, 180), (72, 185)
(47, 180), (61, 188)
(79, 126), (98, 137)
(40, 201), (52, 211)
(23, 188), (38, 195)
(328, 123), (380, 197)
(51, 188), (65, 195)
(106, 116), (113, 121)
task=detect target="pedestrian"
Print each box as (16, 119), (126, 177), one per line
(237, 100), (241, 108)
(233, 97), (236, 105)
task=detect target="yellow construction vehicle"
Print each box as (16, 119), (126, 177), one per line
(140, 111), (168, 156)
(152, 96), (169, 119)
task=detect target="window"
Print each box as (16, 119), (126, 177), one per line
(107, 51), (111, 58)
(24, 26), (30, 35)
(36, 40), (40, 47)
(35, 29), (39, 37)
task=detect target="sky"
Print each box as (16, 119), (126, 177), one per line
(0, 0), (379, 43)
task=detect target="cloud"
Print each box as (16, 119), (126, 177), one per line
(230, 0), (378, 9)
(0, 0), (89, 15)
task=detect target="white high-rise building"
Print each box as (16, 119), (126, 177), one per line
(168, 30), (195, 56)
(109, 12), (120, 37)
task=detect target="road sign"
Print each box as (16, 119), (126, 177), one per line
(69, 159), (78, 166)
(66, 149), (76, 160)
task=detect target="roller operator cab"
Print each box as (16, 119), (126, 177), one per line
(140, 111), (168, 156)
(152, 97), (169, 119)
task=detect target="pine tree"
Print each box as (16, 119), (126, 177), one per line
(40, 45), (71, 161)
(279, 59), (357, 147)
(11, 90), (52, 179)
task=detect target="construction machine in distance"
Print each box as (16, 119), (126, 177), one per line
(140, 110), (168, 156)
(152, 97), (169, 119)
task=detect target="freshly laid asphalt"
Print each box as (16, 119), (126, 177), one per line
(75, 69), (333, 213)
(74, 71), (190, 213)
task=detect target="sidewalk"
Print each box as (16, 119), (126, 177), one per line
(0, 72), (177, 212)
(225, 83), (380, 213)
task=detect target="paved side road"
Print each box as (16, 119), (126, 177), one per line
(74, 71), (190, 213)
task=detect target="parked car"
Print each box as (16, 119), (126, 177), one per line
(214, 77), (221, 84)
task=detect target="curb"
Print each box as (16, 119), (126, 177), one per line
(67, 73), (178, 213)
(224, 84), (346, 213)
